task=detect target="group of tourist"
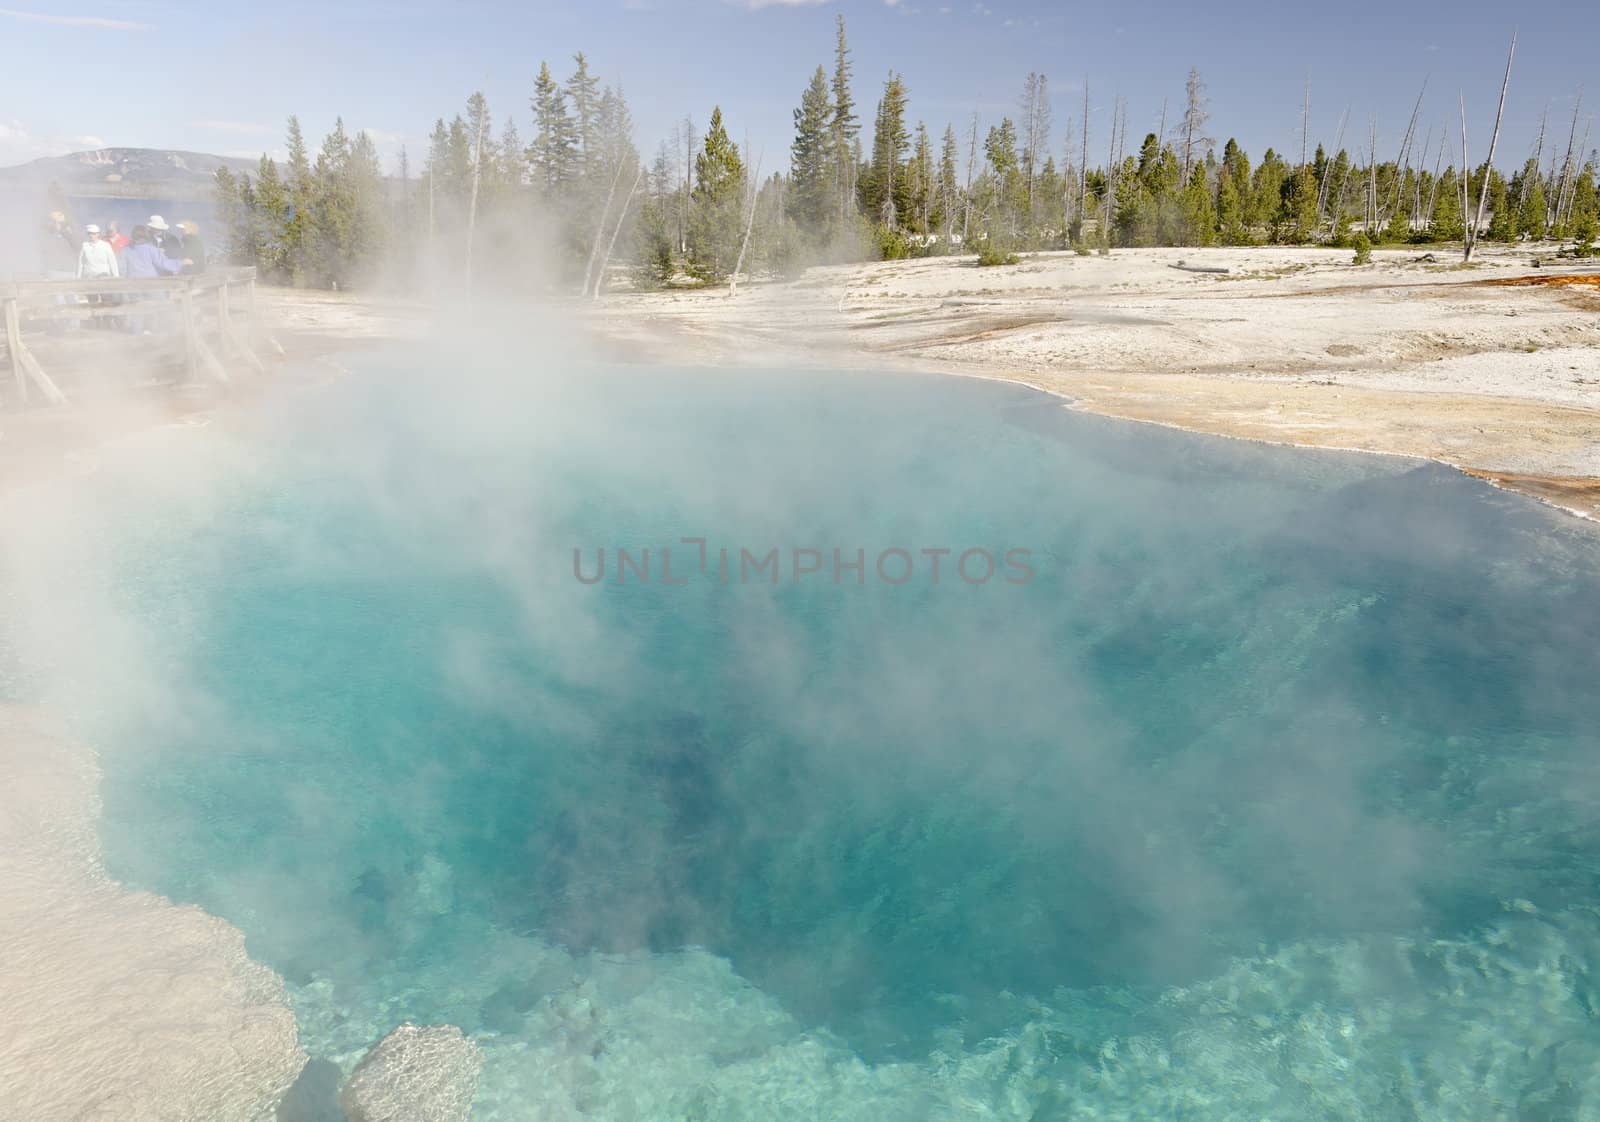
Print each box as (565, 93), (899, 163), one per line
(39, 211), (209, 334)
(42, 212), (207, 282)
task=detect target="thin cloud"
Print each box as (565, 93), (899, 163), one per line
(729, 0), (828, 8)
(0, 7), (153, 30)
(193, 120), (276, 136)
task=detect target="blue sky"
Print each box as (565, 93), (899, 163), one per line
(1, 0), (1594, 178)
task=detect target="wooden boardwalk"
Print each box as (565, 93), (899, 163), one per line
(1, 267), (272, 411)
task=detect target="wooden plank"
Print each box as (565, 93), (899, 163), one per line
(17, 345), (66, 405)
(215, 281), (267, 375)
(217, 283), (233, 358)
(0, 268), (249, 303)
(2, 297), (69, 406)
(4, 298), (26, 405)
(191, 325), (232, 384)
(180, 284), (200, 385)
(21, 302), (163, 323)
(225, 319), (268, 375)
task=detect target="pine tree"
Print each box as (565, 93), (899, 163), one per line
(790, 65), (834, 237)
(1217, 138), (1250, 243)
(829, 14), (859, 221)
(911, 122), (934, 235)
(1513, 157), (1547, 239)
(938, 124), (961, 240)
(310, 117), (355, 287)
(687, 107), (746, 281)
(1250, 148), (1287, 239)
(1216, 169), (1245, 244)
(984, 118), (1022, 236)
(253, 155), (291, 280)
(529, 62), (578, 196)
(347, 130), (388, 283)
(284, 115), (314, 283)
(864, 73), (910, 230)
(1113, 154), (1152, 245)
(1178, 163), (1217, 245)
(1569, 162), (1596, 252)
(1281, 164), (1319, 243)
(1430, 167), (1464, 240)
(499, 119), (526, 189)
(567, 52), (602, 175)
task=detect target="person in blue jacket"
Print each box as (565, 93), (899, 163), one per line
(121, 225), (190, 334)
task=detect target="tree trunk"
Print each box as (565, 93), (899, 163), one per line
(729, 156), (763, 297)
(582, 156), (627, 297)
(464, 110), (486, 288)
(1465, 33), (1516, 263)
(594, 164), (644, 301)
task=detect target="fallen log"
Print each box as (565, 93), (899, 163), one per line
(1169, 260), (1230, 274)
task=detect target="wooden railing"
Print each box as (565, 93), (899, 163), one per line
(1, 266), (269, 408)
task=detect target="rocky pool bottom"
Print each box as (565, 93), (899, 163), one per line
(7, 357), (1600, 1119)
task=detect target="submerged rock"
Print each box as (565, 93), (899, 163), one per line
(338, 1023), (482, 1122)
(277, 1058), (346, 1122)
(478, 977), (545, 1035)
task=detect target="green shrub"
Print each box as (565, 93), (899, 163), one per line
(876, 225), (911, 261)
(976, 242), (1020, 267)
(1571, 215), (1596, 258)
(1351, 233), (1373, 265)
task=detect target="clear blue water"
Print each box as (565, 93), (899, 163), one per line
(20, 358), (1600, 1117)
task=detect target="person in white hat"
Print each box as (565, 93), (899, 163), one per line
(76, 223), (119, 330)
(147, 214), (183, 258)
(77, 223), (118, 280)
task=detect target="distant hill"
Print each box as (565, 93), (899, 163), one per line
(0, 148), (258, 201)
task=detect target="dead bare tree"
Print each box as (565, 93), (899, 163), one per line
(1459, 93), (1473, 249)
(679, 116), (696, 255)
(962, 110), (978, 242)
(1178, 68), (1213, 183)
(582, 156), (628, 297)
(1060, 116), (1076, 228)
(594, 163), (644, 300)
(1020, 72), (1051, 221)
(1103, 97), (1125, 247)
(1561, 120), (1594, 226)
(1413, 126), (1434, 232)
(1424, 128), (1447, 226)
(464, 95), (488, 288)
(1316, 107), (1349, 233)
(1464, 32), (1516, 262)
(729, 154), (764, 296)
(1379, 79), (1428, 232)
(1552, 90), (1584, 233)
(1300, 75), (1311, 169)
(1079, 80), (1090, 225)
(1366, 116), (1379, 234)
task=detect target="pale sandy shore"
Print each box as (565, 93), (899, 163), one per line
(590, 244), (1600, 519)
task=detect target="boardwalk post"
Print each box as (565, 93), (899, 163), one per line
(4, 297), (27, 405)
(247, 273), (259, 345)
(180, 281), (199, 384)
(217, 282), (233, 359)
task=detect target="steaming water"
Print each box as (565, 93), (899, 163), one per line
(24, 360), (1600, 1118)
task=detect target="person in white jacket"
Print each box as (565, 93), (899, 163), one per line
(76, 224), (119, 329)
(77, 224), (119, 279)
